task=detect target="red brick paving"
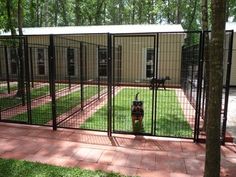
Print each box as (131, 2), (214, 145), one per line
(0, 122), (235, 177)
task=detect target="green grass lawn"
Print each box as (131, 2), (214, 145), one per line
(0, 84), (67, 110)
(0, 83), (17, 94)
(0, 158), (129, 177)
(81, 88), (192, 138)
(12, 86), (103, 125)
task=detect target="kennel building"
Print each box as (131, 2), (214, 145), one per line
(0, 24), (233, 143)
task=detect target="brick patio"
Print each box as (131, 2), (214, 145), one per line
(0, 122), (235, 177)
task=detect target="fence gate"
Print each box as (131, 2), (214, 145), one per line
(111, 32), (201, 139)
(111, 34), (157, 135)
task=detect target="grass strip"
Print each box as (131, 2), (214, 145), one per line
(0, 83), (17, 93)
(12, 86), (104, 124)
(0, 158), (129, 177)
(81, 88), (192, 137)
(0, 84), (67, 110)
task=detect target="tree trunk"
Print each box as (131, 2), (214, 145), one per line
(29, 0), (36, 26)
(225, 0), (229, 22)
(201, 0), (209, 132)
(75, 0), (81, 26)
(54, 0), (59, 26)
(176, 0), (181, 23)
(150, 0), (155, 24)
(15, 0), (25, 98)
(44, 0), (49, 26)
(118, 0), (124, 24)
(6, 0), (16, 35)
(95, 0), (105, 25)
(204, 0), (226, 177)
(132, 0), (135, 24)
(137, 1), (143, 23)
(187, 0), (197, 30)
(59, 0), (69, 26)
(36, 0), (40, 26)
(167, 0), (170, 23)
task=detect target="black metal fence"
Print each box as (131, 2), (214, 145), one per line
(181, 30), (234, 143)
(0, 31), (233, 143)
(181, 44), (200, 108)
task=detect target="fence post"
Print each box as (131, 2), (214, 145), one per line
(4, 46), (10, 94)
(107, 33), (112, 137)
(190, 49), (194, 102)
(49, 35), (57, 131)
(18, 37), (25, 106)
(152, 33), (159, 136)
(80, 42), (84, 110)
(24, 37), (32, 124)
(194, 31), (204, 143)
(29, 47), (34, 88)
(98, 45), (101, 99)
(221, 30), (234, 145)
(112, 38), (116, 132)
(67, 47), (71, 90)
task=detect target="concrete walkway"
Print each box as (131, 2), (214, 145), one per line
(0, 123), (235, 177)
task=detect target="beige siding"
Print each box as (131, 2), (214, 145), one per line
(158, 34), (185, 86)
(27, 35), (49, 45)
(114, 36), (155, 82)
(0, 34), (184, 86)
(114, 34), (184, 86)
(230, 34), (236, 86)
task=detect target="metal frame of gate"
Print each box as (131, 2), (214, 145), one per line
(111, 34), (157, 136)
(110, 32), (203, 139)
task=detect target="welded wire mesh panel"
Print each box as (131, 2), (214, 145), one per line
(113, 87), (153, 134)
(0, 36), (29, 123)
(54, 34), (108, 131)
(199, 31), (234, 141)
(19, 37), (52, 126)
(112, 35), (155, 134)
(181, 44), (200, 109)
(157, 32), (200, 138)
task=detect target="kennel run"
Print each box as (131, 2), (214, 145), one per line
(0, 24), (234, 143)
